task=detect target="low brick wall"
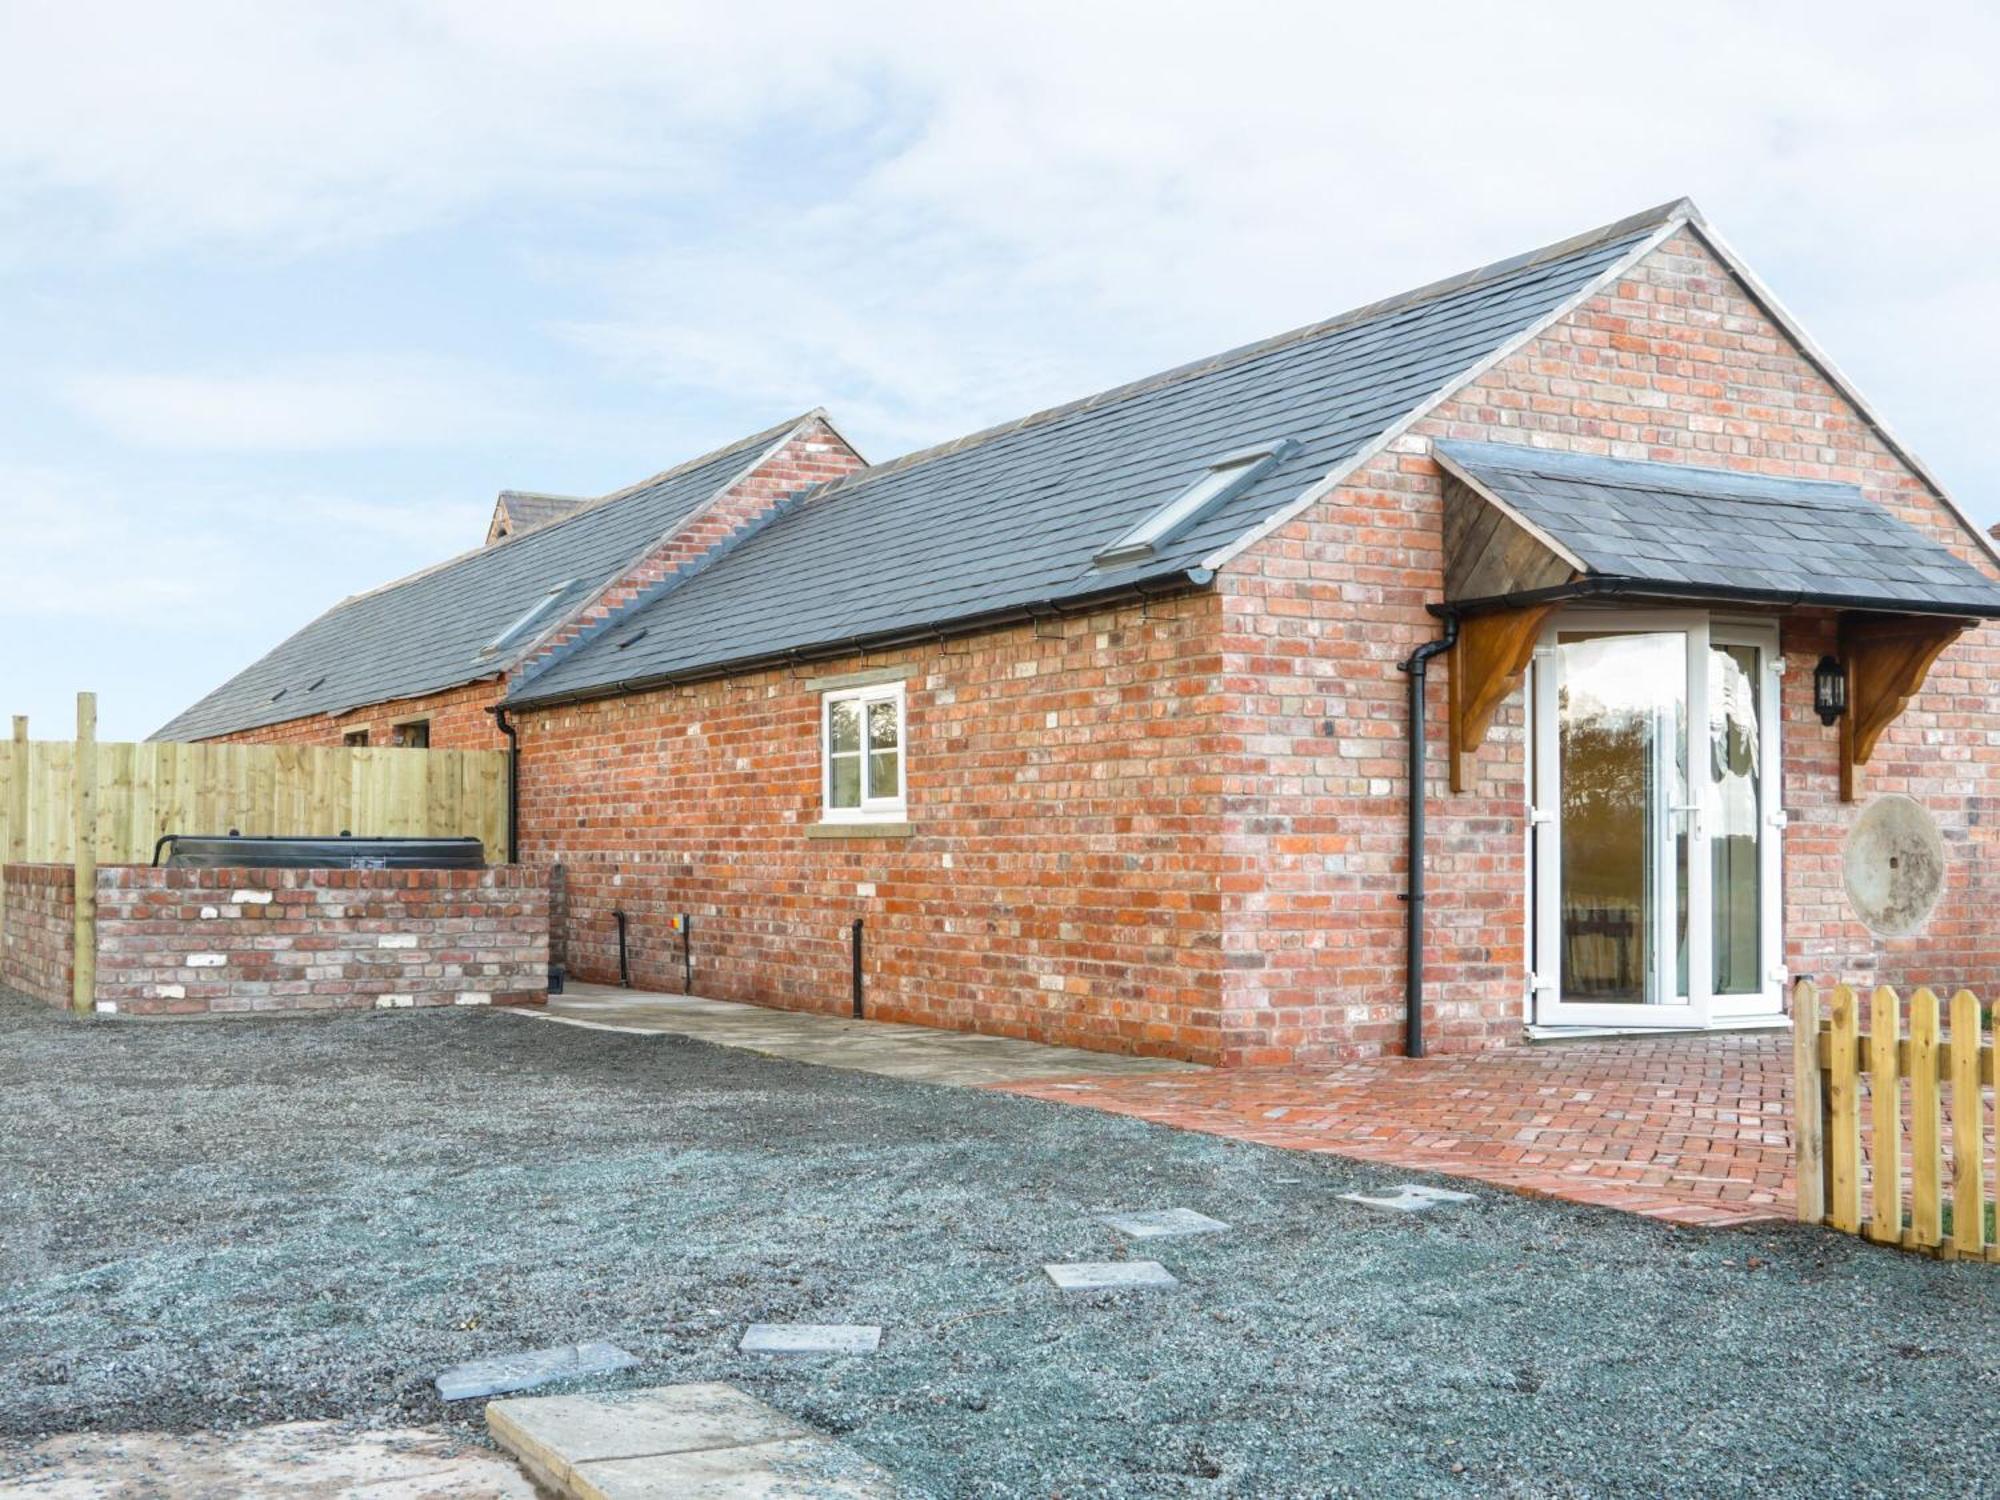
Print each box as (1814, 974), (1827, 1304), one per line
(96, 865), (550, 1017)
(1, 865), (77, 1007)
(3, 863), (549, 1017)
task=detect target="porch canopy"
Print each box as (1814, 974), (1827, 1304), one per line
(1432, 440), (2000, 797)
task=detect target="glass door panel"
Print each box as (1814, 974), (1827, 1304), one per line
(1709, 642), (1762, 996)
(1532, 612), (1783, 1029)
(1706, 623), (1785, 1018)
(1554, 630), (1690, 1013)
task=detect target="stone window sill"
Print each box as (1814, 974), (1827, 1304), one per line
(805, 821), (915, 840)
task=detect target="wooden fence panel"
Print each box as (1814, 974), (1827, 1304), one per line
(0, 736), (510, 869)
(1827, 984), (1863, 1235)
(1910, 988), (1943, 1246)
(1791, 979), (1826, 1225)
(1868, 986), (1901, 1244)
(1949, 989), (1985, 1259)
(1797, 979), (1997, 1262)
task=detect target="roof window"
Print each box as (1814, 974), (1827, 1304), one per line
(482, 580), (576, 657)
(1094, 440), (1297, 568)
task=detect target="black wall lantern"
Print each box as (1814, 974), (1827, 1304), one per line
(1814, 654), (1847, 726)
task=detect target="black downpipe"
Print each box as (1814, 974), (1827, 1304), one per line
(1397, 612), (1459, 1060)
(850, 919), (864, 1019)
(681, 916), (692, 995)
(489, 705), (520, 864)
(614, 910), (632, 988)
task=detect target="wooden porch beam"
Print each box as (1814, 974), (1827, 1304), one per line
(1447, 604), (1556, 793)
(1838, 613), (1972, 802)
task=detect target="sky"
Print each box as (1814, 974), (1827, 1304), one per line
(4, 1), (1998, 739)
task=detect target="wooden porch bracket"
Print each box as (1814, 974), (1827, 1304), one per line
(1447, 604), (1556, 793)
(1837, 614), (1971, 802)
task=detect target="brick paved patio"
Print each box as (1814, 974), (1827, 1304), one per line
(1001, 1033), (1796, 1228)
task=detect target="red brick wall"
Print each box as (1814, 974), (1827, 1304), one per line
(1, 865), (75, 1007)
(516, 594), (1230, 1061)
(1214, 229), (2000, 1060)
(90, 865), (549, 1016)
(204, 678), (508, 750)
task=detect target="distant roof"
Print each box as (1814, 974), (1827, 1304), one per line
(154, 415), (818, 740)
(1436, 441), (2000, 618)
(510, 204), (1683, 706)
(488, 490), (587, 542)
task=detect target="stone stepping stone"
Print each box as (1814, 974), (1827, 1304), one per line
(739, 1323), (882, 1355)
(1338, 1183), (1478, 1214)
(488, 1382), (893, 1498)
(1044, 1260), (1179, 1292)
(435, 1340), (638, 1402)
(1096, 1207), (1230, 1239)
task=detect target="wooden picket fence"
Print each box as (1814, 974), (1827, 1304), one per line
(1793, 979), (1997, 1261)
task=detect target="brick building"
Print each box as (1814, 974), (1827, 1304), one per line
(166, 199), (2000, 1066)
(157, 411), (866, 753)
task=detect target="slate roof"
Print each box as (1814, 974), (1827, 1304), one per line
(154, 416), (815, 740)
(508, 206), (1677, 706)
(1435, 441), (2000, 618)
(490, 490), (587, 540)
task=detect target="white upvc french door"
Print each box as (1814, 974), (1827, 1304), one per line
(1528, 610), (1783, 1030)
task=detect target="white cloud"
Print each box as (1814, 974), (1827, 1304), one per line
(0, 460), (489, 739)
(0, 462), (483, 620)
(3, 0), (2000, 739)
(0, 2), (867, 258)
(60, 357), (533, 451)
(530, 4), (2000, 499)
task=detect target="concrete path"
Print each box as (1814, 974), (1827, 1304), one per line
(4, 1422), (537, 1497)
(521, 983), (1202, 1087)
(488, 1383), (893, 1498)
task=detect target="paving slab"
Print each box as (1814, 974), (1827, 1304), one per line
(520, 984), (1203, 1087)
(437, 1340), (638, 1401)
(575, 1436), (894, 1498)
(1096, 1207), (1230, 1239)
(488, 1382), (892, 1498)
(7, 1421), (537, 1497)
(740, 1323), (882, 1355)
(1043, 1260), (1179, 1292)
(1338, 1183), (1478, 1214)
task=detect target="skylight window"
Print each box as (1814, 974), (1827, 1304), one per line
(482, 580), (575, 657)
(1093, 440), (1297, 568)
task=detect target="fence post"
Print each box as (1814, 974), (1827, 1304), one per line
(1791, 979), (1825, 1225)
(1908, 988), (1943, 1248)
(72, 692), (96, 1017)
(1867, 987), (1902, 1244)
(1, 716), (23, 958)
(1826, 984), (1862, 1234)
(1948, 989), (1984, 1259)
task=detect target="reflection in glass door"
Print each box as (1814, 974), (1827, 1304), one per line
(1555, 630), (1687, 1008)
(1530, 613), (1783, 1029)
(1709, 642), (1761, 996)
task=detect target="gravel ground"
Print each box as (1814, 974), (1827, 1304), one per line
(1, 996), (1995, 1498)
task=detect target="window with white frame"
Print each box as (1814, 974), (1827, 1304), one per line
(822, 682), (905, 821)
